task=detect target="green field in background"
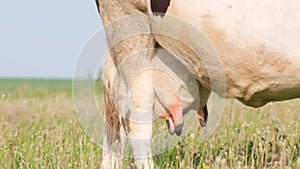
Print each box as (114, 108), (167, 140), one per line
(0, 78), (103, 99)
(0, 78), (72, 91)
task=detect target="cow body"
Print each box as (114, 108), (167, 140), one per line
(96, 0), (300, 168)
(156, 0), (300, 107)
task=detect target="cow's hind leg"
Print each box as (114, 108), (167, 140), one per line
(101, 86), (125, 169)
(102, 131), (124, 169)
(127, 70), (154, 169)
(127, 119), (153, 169)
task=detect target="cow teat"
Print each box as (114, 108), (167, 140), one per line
(198, 104), (208, 127)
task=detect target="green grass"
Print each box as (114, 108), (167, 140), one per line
(0, 79), (300, 168)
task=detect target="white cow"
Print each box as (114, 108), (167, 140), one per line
(96, 0), (300, 168)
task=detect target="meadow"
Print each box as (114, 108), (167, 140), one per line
(0, 79), (300, 168)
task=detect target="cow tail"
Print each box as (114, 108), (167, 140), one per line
(103, 81), (121, 146)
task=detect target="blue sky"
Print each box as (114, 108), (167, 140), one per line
(0, 0), (103, 79)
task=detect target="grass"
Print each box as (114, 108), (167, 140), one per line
(0, 79), (73, 99)
(0, 79), (300, 168)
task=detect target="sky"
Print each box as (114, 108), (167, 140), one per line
(0, 0), (104, 79)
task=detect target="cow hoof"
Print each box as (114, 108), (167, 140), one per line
(175, 124), (183, 136)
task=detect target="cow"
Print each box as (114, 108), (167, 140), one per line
(95, 0), (300, 168)
(101, 46), (210, 168)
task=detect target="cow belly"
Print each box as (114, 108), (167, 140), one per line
(151, 0), (300, 106)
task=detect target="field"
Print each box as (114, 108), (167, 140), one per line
(0, 79), (300, 168)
